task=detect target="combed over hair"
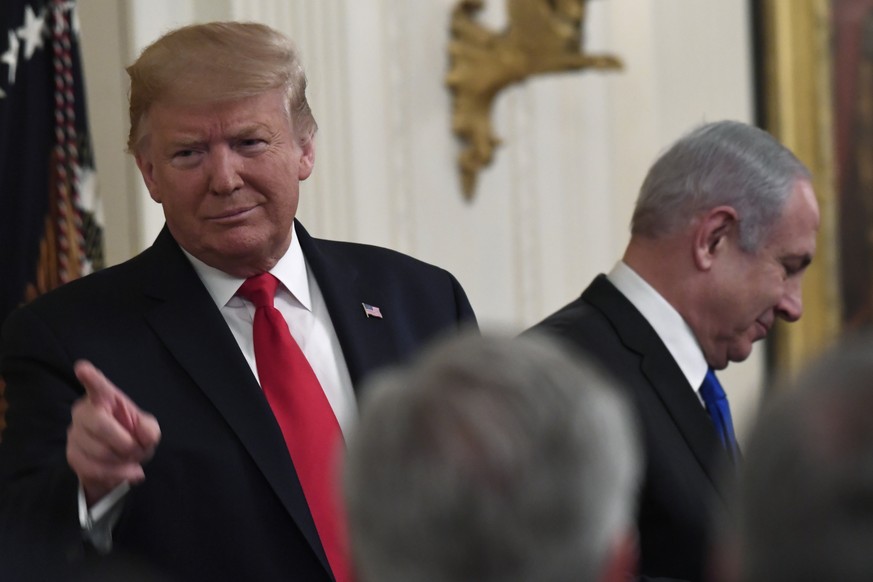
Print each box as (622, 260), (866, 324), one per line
(126, 21), (316, 152)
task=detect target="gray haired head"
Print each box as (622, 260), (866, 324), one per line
(631, 120), (810, 251)
(344, 332), (642, 582)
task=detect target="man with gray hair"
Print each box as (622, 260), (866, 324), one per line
(732, 333), (873, 582)
(527, 120), (820, 581)
(344, 333), (642, 582)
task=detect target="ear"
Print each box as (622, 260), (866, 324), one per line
(297, 135), (316, 180)
(134, 150), (162, 204)
(692, 206), (738, 271)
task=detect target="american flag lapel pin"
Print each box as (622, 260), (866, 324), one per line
(362, 302), (383, 319)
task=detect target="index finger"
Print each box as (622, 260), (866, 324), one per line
(74, 360), (117, 405)
(74, 359), (136, 431)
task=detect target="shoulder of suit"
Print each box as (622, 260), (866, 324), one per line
(312, 237), (454, 276)
(13, 240), (176, 320)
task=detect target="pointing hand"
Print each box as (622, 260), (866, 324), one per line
(66, 360), (161, 505)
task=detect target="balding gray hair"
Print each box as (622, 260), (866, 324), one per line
(344, 332), (642, 582)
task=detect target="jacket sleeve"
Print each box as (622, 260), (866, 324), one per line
(0, 305), (89, 577)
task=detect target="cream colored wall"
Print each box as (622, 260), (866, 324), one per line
(77, 0), (763, 441)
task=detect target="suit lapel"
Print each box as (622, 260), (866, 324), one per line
(584, 275), (732, 500)
(138, 228), (331, 575)
(294, 222), (398, 389)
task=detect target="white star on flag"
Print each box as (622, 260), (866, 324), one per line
(17, 4), (46, 60)
(2, 30), (20, 84)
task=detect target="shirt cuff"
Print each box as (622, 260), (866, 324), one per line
(78, 481), (130, 553)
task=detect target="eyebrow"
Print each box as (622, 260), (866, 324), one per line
(168, 137), (203, 149)
(166, 123), (272, 146)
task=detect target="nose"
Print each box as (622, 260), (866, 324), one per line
(776, 278), (803, 322)
(207, 147), (244, 195)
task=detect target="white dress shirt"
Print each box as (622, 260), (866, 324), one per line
(187, 223), (357, 437)
(80, 223), (357, 544)
(607, 261), (708, 402)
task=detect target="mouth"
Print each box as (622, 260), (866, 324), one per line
(754, 319), (771, 338)
(207, 205), (257, 223)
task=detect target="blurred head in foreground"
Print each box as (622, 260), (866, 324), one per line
(735, 332), (873, 582)
(344, 332), (643, 582)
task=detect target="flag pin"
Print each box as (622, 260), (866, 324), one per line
(362, 303), (383, 319)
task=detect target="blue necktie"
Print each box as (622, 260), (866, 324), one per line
(699, 369), (739, 462)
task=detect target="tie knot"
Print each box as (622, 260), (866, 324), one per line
(237, 272), (279, 308)
(699, 368), (726, 405)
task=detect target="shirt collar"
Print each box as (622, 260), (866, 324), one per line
(607, 261), (708, 389)
(183, 223), (313, 311)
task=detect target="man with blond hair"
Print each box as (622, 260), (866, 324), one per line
(0, 22), (475, 581)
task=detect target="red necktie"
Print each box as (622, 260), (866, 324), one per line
(237, 273), (350, 582)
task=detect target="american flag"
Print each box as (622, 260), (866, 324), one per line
(362, 302), (383, 319)
(0, 0), (103, 326)
(0, 0), (103, 439)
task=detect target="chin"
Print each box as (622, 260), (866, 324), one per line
(727, 345), (753, 364)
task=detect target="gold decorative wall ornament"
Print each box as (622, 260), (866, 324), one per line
(446, 0), (622, 199)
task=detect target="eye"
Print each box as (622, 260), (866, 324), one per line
(782, 257), (811, 278)
(170, 149), (203, 168)
(237, 138), (268, 153)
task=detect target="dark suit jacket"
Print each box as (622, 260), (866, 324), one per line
(0, 222), (476, 581)
(527, 275), (733, 582)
